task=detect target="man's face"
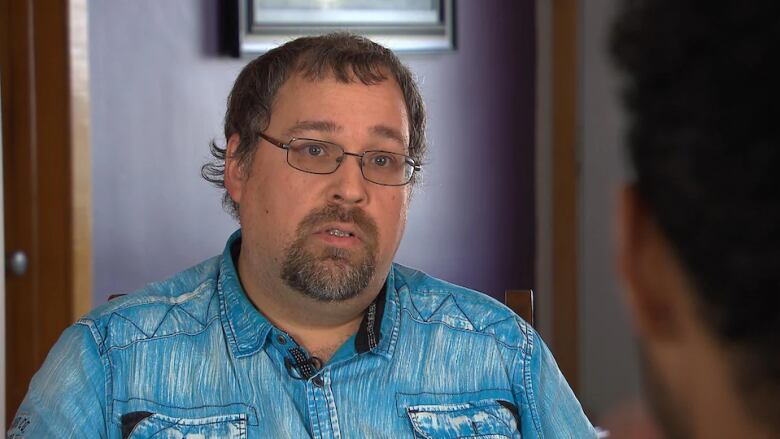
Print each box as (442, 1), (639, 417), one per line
(227, 72), (411, 302)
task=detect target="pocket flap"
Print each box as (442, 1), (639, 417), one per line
(125, 412), (247, 439)
(113, 398), (257, 438)
(406, 399), (521, 439)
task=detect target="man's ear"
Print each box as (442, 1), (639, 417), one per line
(224, 134), (244, 205)
(616, 185), (684, 341)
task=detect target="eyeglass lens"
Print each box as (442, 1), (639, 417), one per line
(286, 139), (414, 185)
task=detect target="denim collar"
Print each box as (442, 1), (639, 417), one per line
(218, 229), (398, 360)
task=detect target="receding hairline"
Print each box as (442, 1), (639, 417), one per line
(271, 69), (411, 146)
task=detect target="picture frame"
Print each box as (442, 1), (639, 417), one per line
(224, 0), (456, 56)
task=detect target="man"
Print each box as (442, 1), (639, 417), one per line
(611, 1), (780, 438)
(10, 33), (594, 437)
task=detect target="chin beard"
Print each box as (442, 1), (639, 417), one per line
(281, 243), (376, 302)
(280, 204), (380, 302)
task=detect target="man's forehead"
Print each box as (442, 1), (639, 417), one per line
(283, 119), (407, 147)
(274, 73), (410, 144)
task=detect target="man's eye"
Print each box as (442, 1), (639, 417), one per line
(304, 144), (325, 156)
(371, 154), (393, 167)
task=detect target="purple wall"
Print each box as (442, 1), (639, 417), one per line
(89, 0), (535, 304)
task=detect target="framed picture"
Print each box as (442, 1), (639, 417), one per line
(224, 0), (456, 56)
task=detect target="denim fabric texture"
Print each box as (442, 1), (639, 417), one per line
(11, 230), (595, 438)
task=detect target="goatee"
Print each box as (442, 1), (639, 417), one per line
(281, 205), (378, 302)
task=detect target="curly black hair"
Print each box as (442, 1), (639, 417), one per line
(611, 0), (780, 429)
(202, 32), (427, 219)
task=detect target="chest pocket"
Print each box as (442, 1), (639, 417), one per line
(406, 399), (521, 439)
(122, 412), (247, 439)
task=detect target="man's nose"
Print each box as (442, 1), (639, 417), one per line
(327, 155), (368, 205)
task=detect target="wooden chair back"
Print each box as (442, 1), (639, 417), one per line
(504, 289), (534, 326)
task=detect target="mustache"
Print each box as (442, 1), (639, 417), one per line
(297, 204), (378, 244)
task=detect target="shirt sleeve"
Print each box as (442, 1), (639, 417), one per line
(514, 326), (597, 438)
(8, 323), (108, 438)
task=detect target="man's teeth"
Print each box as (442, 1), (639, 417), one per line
(327, 229), (352, 237)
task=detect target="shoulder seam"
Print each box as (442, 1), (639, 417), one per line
(401, 308), (524, 351)
(521, 328), (543, 435)
(402, 290), (519, 335)
(74, 320), (114, 431)
(97, 279), (217, 315)
(104, 315), (221, 354)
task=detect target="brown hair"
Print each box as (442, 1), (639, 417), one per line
(201, 32), (427, 219)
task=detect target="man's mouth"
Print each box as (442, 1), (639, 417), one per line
(311, 224), (363, 249)
(316, 223), (362, 240)
(326, 228), (354, 238)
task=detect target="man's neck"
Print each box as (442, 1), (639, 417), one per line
(253, 293), (367, 363)
(658, 322), (775, 438)
(688, 356), (774, 438)
(236, 249), (384, 362)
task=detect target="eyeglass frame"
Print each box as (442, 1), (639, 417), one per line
(258, 131), (421, 186)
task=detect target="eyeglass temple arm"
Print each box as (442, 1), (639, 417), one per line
(258, 132), (288, 149)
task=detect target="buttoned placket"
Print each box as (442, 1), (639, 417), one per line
(271, 330), (343, 439)
(306, 368), (342, 439)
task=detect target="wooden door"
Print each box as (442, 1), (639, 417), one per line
(0, 0), (91, 424)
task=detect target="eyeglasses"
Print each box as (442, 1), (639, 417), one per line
(259, 132), (420, 186)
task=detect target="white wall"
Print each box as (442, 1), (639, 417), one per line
(577, 0), (641, 419)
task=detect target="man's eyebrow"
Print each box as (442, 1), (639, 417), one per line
(285, 120), (341, 137)
(370, 125), (407, 146)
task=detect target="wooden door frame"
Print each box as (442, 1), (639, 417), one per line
(537, 0), (580, 392)
(551, 0), (580, 391)
(68, 0), (93, 322)
(1, 47), (6, 432)
(1, 0), (91, 423)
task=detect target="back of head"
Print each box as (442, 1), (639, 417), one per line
(202, 32), (426, 218)
(611, 0), (780, 431)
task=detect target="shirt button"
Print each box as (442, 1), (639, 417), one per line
(312, 376), (324, 387)
(276, 335), (287, 345)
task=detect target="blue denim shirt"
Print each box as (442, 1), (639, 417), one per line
(10, 230), (595, 438)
